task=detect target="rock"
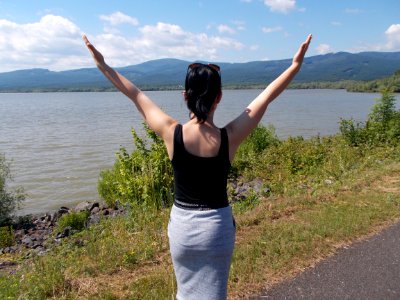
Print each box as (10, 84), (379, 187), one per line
(89, 202), (100, 212)
(35, 246), (48, 256)
(14, 229), (25, 241)
(0, 261), (17, 269)
(55, 226), (72, 240)
(90, 207), (100, 214)
(324, 179), (333, 185)
(62, 226), (72, 238)
(252, 179), (264, 193)
(87, 214), (101, 227)
(3, 246), (16, 254)
(44, 214), (52, 222)
(50, 211), (59, 223)
(58, 207), (70, 216)
(32, 242), (43, 249)
(75, 201), (92, 212)
(21, 236), (34, 248)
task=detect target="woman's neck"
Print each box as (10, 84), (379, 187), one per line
(188, 111), (216, 127)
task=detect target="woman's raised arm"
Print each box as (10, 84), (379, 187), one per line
(225, 34), (312, 160)
(83, 35), (176, 143)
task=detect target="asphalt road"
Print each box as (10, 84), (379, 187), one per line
(251, 221), (400, 300)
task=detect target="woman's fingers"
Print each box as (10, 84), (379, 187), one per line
(302, 34), (312, 54)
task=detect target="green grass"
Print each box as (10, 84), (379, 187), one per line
(1, 158), (399, 299)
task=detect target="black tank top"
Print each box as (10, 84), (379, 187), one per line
(171, 124), (231, 210)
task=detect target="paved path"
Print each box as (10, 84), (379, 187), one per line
(251, 221), (400, 300)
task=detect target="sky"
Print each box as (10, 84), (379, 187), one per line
(0, 0), (399, 72)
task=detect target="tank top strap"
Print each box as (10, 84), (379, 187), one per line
(172, 124), (184, 160)
(218, 127), (229, 161)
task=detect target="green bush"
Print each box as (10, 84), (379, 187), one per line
(232, 124), (280, 176)
(98, 124), (174, 209)
(0, 225), (14, 248)
(0, 154), (25, 227)
(339, 118), (368, 147)
(340, 90), (400, 147)
(56, 211), (89, 232)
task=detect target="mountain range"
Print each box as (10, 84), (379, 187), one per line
(1, 51), (400, 92)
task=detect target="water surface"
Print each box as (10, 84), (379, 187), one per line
(1, 90), (398, 214)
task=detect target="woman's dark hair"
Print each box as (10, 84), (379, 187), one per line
(185, 63), (222, 123)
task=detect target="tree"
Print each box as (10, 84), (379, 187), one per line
(369, 89), (396, 125)
(0, 154), (25, 226)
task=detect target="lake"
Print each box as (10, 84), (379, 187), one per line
(1, 89), (399, 215)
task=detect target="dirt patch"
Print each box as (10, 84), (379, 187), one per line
(372, 175), (400, 193)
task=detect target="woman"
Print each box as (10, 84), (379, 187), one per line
(84, 34), (312, 299)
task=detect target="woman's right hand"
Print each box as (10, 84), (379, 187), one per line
(83, 35), (106, 68)
(292, 34), (312, 70)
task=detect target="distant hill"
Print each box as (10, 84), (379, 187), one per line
(1, 52), (400, 92)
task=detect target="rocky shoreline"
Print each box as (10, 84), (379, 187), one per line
(0, 201), (125, 257)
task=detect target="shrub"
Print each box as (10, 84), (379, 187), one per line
(232, 124), (280, 177)
(56, 211), (89, 232)
(0, 226), (14, 248)
(339, 118), (368, 147)
(0, 154), (25, 226)
(340, 90), (400, 147)
(98, 124), (174, 209)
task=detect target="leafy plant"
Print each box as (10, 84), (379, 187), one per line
(56, 211), (90, 232)
(340, 90), (400, 147)
(0, 153), (25, 227)
(98, 123), (174, 209)
(232, 124), (280, 177)
(0, 225), (14, 248)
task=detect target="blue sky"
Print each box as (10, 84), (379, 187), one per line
(0, 0), (399, 72)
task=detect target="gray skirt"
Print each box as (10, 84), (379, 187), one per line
(168, 204), (236, 300)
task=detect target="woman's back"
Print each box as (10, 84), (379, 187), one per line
(181, 120), (223, 158)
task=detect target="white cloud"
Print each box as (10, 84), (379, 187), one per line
(99, 11), (139, 26)
(349, 24), (400, 53)
(384, 24), (400, 50)
(316, 44), (332, 54)
(264, 0), (296, 13)
(262, 26), (283, 33)
(218, 24), (236, 34)
(0, 15), (84, 71)
(0, 15), (247, 72)
(95, 22), (244, 67)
